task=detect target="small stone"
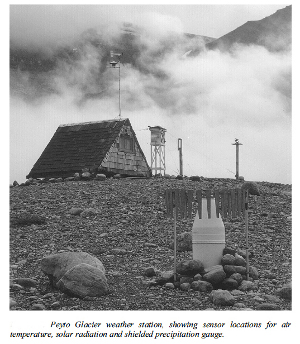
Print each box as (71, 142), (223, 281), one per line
(176, 259), (205, 276)
(81, 172), (91, 179)
(14, 278), (38, 288)
(95, 174), (106, 181)
(210, 289), (235, 306)
(180, 283), (191, 291)
(223, 265), (236, 276)
(10, 283), (24, 291)
(156, 271), (174, 285)
(180, 276), (194, 284)
(230, 290), (245, 296)
(51, 301), (61, 309)
(234, 254), (246, 267)
(203, 268), (226, 286)
(144, 267), (156, 277)
(230, 273), (243, 285)
(234, 302), (247, 308)
(80, 208), (97, 218)
(31, 303), (46, 310)
(111, 248), (127, 255)
(241, 181), (260, 196)
(10, 298), (17, 308)
(221, 254), (236, 266)
(249, 266), (259, 280)
(165, 283), (175, 290)
(235, 266), (247, 275)
(276, 282), (291, 300)
(220, 278), (239, 291)
(264, 295), (281, 303)
(191, 280), (213, 293)
(69, 208), (83, 216)
(238, 280), (258, 292)
(256, 303), (280, 310)
(223, 247), (236, 256)
(193, 274), (203, 281)
(253, 296), (265, 303)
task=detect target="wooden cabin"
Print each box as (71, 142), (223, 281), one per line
(26, 118), (151, 179)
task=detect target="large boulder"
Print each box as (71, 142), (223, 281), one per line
(41, 252), (105, 286)
(209, 289), (235, 306)
(56, 263), (109, 298)
(176, 259), (205, 276)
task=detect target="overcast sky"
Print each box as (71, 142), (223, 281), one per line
(8, 3), (292, 184)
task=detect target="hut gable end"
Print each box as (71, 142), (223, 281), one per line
(27, 118), (151, 179)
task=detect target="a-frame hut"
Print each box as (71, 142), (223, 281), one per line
(27, 118), (151, 179)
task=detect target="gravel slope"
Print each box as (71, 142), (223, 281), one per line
(9, 177), (292, 310)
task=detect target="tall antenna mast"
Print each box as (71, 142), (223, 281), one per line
(109, 51), (122, 120)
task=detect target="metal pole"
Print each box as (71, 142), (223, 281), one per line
(174, 205), (177, 282)
(232, 139), (243, 180)
(245, 190), (250, 280)
(178, 138), (183, 176)
(119, 64), (121, 119)
(236, 143), (239, 179)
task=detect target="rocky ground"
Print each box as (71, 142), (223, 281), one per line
(9, 177), (292, 311)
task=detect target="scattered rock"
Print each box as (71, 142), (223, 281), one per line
(176, 259), (205, 276)
(223, 265), (237, 276)
(14, 278), (38, 288)
(191, 280), (213, 293)
(234, 254), (246, 267)
(193, 273), (203, 281)
(69, 208), (83, 216)
(203, 268), (226, 286)
(249, 266), (259, 280)
(180, 276), (194, 284)
(80, 208), (97, 218)
(220, 278), (239, 291)
(81, 172), (91, 180)
(221, 254), (235, 266)
(223, 247), (237, 256)
(156, 271), (174, 285)
(165, 283), (175, 290)
(31, 303), (46, 310)
(276, 282), (291, 300)
(180, 283), (191, 291)
(189, 176), (201, 182)
(10, 298), (17, 308)
(238, 280), (258, 292)
(209, 289), (235, 306)
(241, 181), (260, 196)
(95, 174), (106, 181)
(230, 273), (243, 284)
(144, 267), (156, 277)
(256, 303), (280, 310)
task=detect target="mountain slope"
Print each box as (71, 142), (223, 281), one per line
(206, 6), (291, 52)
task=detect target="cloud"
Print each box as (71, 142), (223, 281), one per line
(10, 7), (291, 184)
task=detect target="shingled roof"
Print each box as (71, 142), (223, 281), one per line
(27, 118), (150, 179)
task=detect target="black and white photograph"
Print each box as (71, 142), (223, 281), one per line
(6, 0), (296, 341)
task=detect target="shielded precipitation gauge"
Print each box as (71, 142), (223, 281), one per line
(192, 192), (225, 268)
